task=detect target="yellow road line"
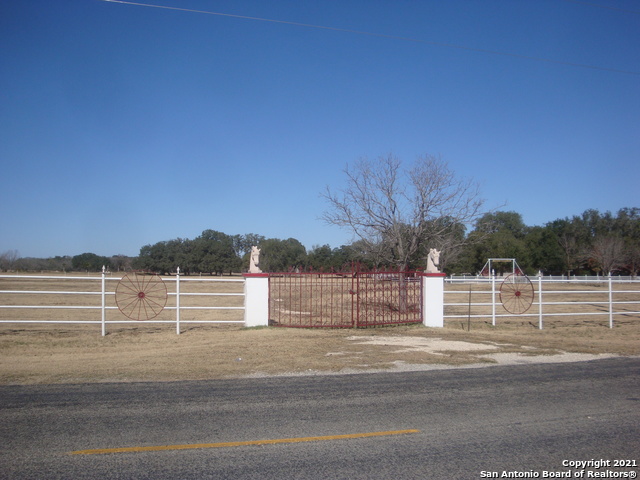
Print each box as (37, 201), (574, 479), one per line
(69, 429), (420, 455)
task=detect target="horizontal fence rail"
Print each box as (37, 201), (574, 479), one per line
(0, 271), (245, 335)
(448, 274), (638, 282)
(5, 271), (636, 334)
(444, 276), (640, 329)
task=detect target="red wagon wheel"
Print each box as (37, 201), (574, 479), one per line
(115, 273), (167, 320)
(499, 274), (534, 314)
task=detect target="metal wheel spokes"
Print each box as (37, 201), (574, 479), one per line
(499, 274), (534, 314)
(115, 273), (167, 321)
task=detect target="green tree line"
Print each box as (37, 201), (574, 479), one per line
(127, 208), (640, 275)
(133, 231), (311, 275)
(455, 208), (640, 276)
(2, 208), (638, 275)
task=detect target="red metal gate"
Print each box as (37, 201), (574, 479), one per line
(268, 268), (423, 328)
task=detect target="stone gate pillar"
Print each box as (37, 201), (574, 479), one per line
(421, 273), (446, 327)
(243, 273), (269, 327)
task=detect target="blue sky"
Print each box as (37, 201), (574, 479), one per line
(1, 0), (638, 258)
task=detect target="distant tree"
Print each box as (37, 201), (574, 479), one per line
(474, 211), (528, 238)
(307, 244), (333, 271)
(0, 249), (19, 271)
(14, 257), (45, 271)
(322, 154), (487, 271)
(524, 226), (565, 274)
(589, 235), (626, 275)
(259, 238), (307, 272)
(71, 253), (110, 272)
(166, 238), (194, 274)
(232, 233), (266, 259)
(543, 209), (639, 276)
(135, 242), (174, 274)
(50, 256), (73, 272)
(328, 244), (366, 271)
(306, 243), (371, 272)
(548, 217), (588, 276)
(467, 232), (528, 274)
(136, 231), (242, 275)
(462, 212), (529, 274)
(110, 255), (132, 272)
(582, 208), (613, 236)
(192, 230), (241, 275)
(615, 208), (640, 275)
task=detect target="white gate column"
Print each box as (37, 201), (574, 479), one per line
(243, 273), (269, 327)
(421, 273), (446, 328)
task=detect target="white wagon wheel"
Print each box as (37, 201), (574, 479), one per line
(115, 273), (167, 321)
(499, 274), (534, 314)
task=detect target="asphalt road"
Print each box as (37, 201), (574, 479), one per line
(1, 358), (639, 480)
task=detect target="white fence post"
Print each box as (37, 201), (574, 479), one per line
(176, 267), (181, 335)
(101, 265), (106, 336)
(491, 271), (496, 326)
(422, 273), (445, 328)
(538, 275), (543, 330)
(608, 275), (613, 329)
(243, 273), (269, 327)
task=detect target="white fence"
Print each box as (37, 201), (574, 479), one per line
(0, 271), (245, 335)
(5, 271), (636, 334)
(0, 271), (446, 334)
(445, 276), (640, 329)
(449, 275), (638, 282)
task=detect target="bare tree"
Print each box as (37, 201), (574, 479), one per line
(110, 254), (133, 272)
(589, 236), (626, 275)
(0, 249), (19, 271)
(321, 154), (487, 271)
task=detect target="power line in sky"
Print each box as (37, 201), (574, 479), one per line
(99, 0), (640, 76)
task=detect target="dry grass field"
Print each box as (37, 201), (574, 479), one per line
(0, 273), (638, 385)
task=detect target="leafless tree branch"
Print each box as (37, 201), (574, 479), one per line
(322, 154), (488, 270)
